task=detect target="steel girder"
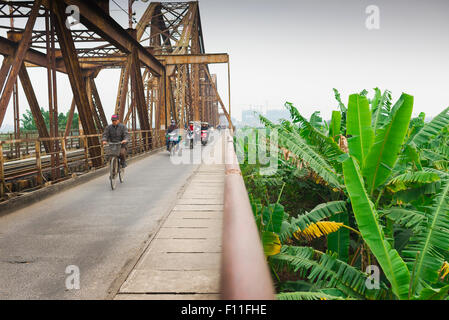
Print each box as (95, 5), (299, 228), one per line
(0, 0), (231, 174)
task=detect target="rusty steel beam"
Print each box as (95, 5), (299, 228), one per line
(64, 98), (76, 138)
(115, 56), (131, 122)
(90, 77), (107, 128)
(52, 0), (164, 76)
(0, 0), (41, 126)
(18, 63), (51, 153)
(0, 36), (67, 72)
(85, 76), (103, 131)
(136, 2), (158, 41)
(130, 46), (151, 133)
(160, 53), (229, 65)
(52, 0), (101, 167)
(76, 53), (229, 67)
(202, 65), (233, 128)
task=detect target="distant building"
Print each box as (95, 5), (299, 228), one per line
(238, 107), (290, 127)
(241, 110), (261, 127)
(265, 109), (290, 124)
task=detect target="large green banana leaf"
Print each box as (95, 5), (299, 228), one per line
(362, 93), (414, 195)
(370, 87), (382, 114)
(372, 89), (392, 133)
(279, 201), (347, 242)
(346, 94), (374, 167)
(402, 178), (449, 296)
(333, 88), (347, 113)
(327, 210), (350, 261)
(410, 106), (449, 147)
(329, 110), (342, 140)
(343, 156), (410, 299)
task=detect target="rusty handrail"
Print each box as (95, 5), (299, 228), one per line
(0, 129), (166, 199)
(221, 130), (275, 300)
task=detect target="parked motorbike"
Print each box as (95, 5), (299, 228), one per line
(194, 126), (201, 143)
(186, 129), (194, 149)
(201, 129), (208, 146)
(167, 131), (180, 156)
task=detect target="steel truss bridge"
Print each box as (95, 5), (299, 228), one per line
(0, 1), (274, 301)
(0, 0), (232, 196)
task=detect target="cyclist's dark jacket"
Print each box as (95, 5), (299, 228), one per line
(102, 123), (130, 144)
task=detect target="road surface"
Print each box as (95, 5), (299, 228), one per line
(0, 142), (204, 299)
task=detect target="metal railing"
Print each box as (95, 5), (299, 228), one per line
(221, 129), (275, 299)
(0, 129), (166, 200)
(0, 130), (80, 160)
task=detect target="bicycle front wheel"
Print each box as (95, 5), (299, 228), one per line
(110, 157), (118, 190)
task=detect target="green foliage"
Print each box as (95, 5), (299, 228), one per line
(346, 94), (374, 167)
(343, 155), (411, 299)
(20, 108), (79, 131)
(270, 245), (388, 299)
(411, 107), (449, 147)
(239, 88), (449, 300)
(279, 201), (347, 242)
(327, 210), (350, 261)
(403, 178), (449, 296)
(329, 111), (341, 140)
(362, 93), (414, 195)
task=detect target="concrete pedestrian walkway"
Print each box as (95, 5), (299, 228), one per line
(115, 133), (225, 300)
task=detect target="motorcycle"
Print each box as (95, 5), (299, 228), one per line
(201, 129), (208, 146)
(167, 131), (180, 156)
(194, 126), (201, 143)
(186, 129), (194, 149)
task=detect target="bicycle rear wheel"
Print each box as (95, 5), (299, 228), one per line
(110, 157), (118, 190)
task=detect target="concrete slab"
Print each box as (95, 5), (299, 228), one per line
(177, 198), (223, 205)
(173, 204), (224, 211)
(120, 269), (220, 293)
(169, 211), (222, 219)
(164, 217), (223, 228)
(115, 293), (220, 300)
(116, 135), (225, 299)
(156, 227), (221, 239)
(136, 252), (221, 271)
(146, 238), (221, 253)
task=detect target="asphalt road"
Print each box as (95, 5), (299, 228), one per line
(0, 142), (203, 299)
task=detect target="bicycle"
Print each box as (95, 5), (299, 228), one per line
(105, 142), (125, 190)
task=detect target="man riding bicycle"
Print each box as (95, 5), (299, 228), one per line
(102, 114), (130, 168)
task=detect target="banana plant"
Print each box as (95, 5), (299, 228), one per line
(342, 154), (411, 299)
(240, 88), (449, 300)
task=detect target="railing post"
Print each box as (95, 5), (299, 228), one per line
(139, 131), (143, 153)
(35, 140), (43, 185)
(0, 144), (4, 198)
(132, 131), (136, 156)
(60, 138), (69, 177)
(83, 136), (89, 170)
(25, 132), (29, 155)
(100, 140), (105, 166)
(9, 133), (13, 158)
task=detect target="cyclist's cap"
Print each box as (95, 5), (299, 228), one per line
(111, 114), (119, 121)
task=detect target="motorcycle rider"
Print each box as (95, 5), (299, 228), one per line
(102, 114), (130, 168)
(166, 120), (178, 150)
(200, 121), (209, 145)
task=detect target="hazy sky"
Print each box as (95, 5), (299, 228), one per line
(1, 0), (449, 128)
